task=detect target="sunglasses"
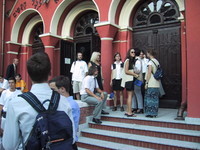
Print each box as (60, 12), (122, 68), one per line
(130, 51), (135, 53)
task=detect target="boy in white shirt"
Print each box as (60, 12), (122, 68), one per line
(0, 77), (22, 130)
(2, 52), (75, 150)
(0, 75), (9, 96)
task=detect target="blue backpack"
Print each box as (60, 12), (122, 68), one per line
(151, 60), (163, 80)
(19, 91), (73, 150)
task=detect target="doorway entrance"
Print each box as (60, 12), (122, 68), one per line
(60, 11), (100, 94)
(133, 0), (181, 108)
(31, 23), (44, 54)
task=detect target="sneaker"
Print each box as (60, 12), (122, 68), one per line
(101, 110), (109, 115)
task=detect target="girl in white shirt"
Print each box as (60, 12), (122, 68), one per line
(110, 53), (124, 111)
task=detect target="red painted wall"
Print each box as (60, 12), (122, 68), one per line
(185, 0), (200, 118)
(94, 0), (111, 21)
(0, 0), (3, 75)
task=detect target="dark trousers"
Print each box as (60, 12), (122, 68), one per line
(73, 142), (78, 150)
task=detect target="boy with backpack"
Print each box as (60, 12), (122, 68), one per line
(2, 52), (75, 150)
(53, 75), (80, 150)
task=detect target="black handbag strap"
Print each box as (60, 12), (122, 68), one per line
(18, 91), (60, 113)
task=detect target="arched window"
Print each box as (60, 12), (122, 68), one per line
(74, 11), (99, 37)
(134, 0), (180, 27)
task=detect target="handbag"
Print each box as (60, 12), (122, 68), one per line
(134, 79), (143, 87)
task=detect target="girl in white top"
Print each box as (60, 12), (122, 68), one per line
(121, 49), (139, 117)
(110, 53), (124, 111)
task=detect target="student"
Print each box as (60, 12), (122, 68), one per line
(0, 75), (9, 96)
(15, 74), (28, 93)
(80, 66), (108, 124)
(121, 48), (139, 117)
(132, 49), (144, 114)
(0, 77), (22, 130)
(2, 52), (75, 150)
(88, 52), (109, 115)
(54, 75), (80, 150)
(70, 52), (88, 100)
(144, 50), (160, 118)
(110, 53), (124, 111)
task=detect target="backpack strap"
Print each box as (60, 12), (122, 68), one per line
(150, 59), (158, 68)
(150, 59), (158, 75)
(19, 92), (46, 113)
(48, 91), (60, 111)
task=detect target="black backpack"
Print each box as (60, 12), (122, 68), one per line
(151, 60), (163, 80)
(19, 91), (73, 150)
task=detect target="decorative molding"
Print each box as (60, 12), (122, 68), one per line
(119, 27), (133, 31)
(94, 21), (120, 29)
(39, 33), (73, 40)
(39, 33), (62, 38)
(5, 41), (22, 45)
(44, 46), (55, 48)
(7, 51), (18, 55)
(19, 52), (28, 55)
(54, 48), (60, 51)
(101, 37), (113, 41)
(113, 40), (127, 43)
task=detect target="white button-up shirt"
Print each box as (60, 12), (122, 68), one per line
(0, 89), (22, 112)
(70, 60), (88, 82)
(80, 75), (99, 95)
(111, 61), (123, 79)
(2, 83), (75, 150)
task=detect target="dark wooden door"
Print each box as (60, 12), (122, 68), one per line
(74, 34), (101, 64)
(133, 23), (181, 108)
(60, 40), (74, 95)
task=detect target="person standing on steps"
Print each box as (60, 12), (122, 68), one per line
(144, 50), (160, 118)
(121, 48), (139, 117)
(70, 52), (88, 100)
(110, 52), (124, 111)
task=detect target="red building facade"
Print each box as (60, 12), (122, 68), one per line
(0, 0), (199, 122)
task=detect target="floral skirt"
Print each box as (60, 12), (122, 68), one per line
(144, 88), (159, 116)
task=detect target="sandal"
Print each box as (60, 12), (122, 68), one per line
(174, 116), (185, 120)
(126, 114), (137, 117)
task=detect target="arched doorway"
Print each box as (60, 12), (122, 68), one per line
(74, 11), (100, 63)
(133, 0), (181, 108)
(31, 23), (44, 54)
(60, 11), (100, 94)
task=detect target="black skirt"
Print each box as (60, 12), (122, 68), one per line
(125, 81), (134, 91)
(112, 79), (124, 91)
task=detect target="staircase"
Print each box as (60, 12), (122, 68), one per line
(77, 109), (200, 150)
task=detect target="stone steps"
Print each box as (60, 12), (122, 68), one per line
(77, 109), (200, 150)
(78, 137), (153, 150)
(89, 121), (200, 142)
(80, 128), (200, 150)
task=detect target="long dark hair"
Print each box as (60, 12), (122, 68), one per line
(126, 48), (136, 65)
